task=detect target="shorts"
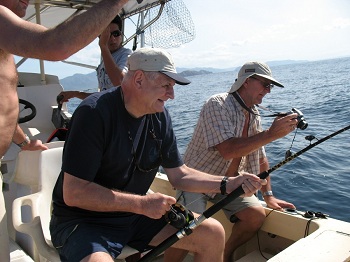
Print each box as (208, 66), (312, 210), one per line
(50, 214), (167, 262)
(176, 190), (261, 219)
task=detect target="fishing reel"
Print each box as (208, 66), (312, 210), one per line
(164, 203), (194, 229)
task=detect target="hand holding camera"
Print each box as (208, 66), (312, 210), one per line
(278, 108), (308, 130)
(268, 108), (307, 139)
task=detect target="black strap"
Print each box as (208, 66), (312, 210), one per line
(232, 92), (283, 118)
(220, 176), (228, 195)
(231, 92), (259, 116)
(133, 116), (146, 151)
(120, 86), (147, 151)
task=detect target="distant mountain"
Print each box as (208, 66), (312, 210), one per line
(60, 71), (98, 91)
(177, 60), (309, 73)
(179, 70), (213, 77)
(177, 67), (234, 73)
(59, 60), (308, 91)
(266, 60), (309, 67)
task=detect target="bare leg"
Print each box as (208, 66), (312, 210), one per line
(223, 206), (265, 262)
(81, 251), (114, 262)
(163, 247), (188, 262)
(151, 217), (225, 262)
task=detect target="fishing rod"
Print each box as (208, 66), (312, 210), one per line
(139, 123), (350, 262)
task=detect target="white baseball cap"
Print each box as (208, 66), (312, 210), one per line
(127, 47), (191, 85)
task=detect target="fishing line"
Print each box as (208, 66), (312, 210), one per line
(140, 124), (350, 262)
(285, 128), (298, 159)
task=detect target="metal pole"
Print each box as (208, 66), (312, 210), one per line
(140, 11), (145, 47)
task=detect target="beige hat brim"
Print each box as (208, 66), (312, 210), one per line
(229, 73), (284, 93)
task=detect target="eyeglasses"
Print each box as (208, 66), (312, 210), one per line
(110, 30), (122, 38)
(250, 76), (274, 90)
(128, 129), (162, 173)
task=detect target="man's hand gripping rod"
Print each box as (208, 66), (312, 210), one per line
(139, 124), (350, 262)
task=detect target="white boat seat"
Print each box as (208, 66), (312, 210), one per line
(12, 142), (139, 261)
(13, 141), (65, 188)
(9, 237), (34, 262)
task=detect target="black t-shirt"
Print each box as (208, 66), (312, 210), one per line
(52, 87), (183, 221)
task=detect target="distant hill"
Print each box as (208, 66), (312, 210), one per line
(179, 70), (212, 77)
(266, 60), (308, 67)
(177, 60), (309, 74)
(59, 60), (308, 91)
(177, 67), (234, 73)
(60, 71), (98, 91)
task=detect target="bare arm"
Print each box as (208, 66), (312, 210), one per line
(259, 157), (271, 193)
(165, 164), (266, 197)
(0, 0), (129, 60)
(58, 91), (93, 102)
(12, 124), (48, 151)
(216, 114), (299, 159)
(63, 172), (176, 219)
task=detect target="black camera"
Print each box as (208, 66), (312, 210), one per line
(287, 108), (308, 130)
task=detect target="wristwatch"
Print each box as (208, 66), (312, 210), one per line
(220, 176), (228, 195)
(262, 190), (273, 197)
(16, 134), (30, 148)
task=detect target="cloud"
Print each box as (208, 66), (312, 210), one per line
(66, 39), (101, 67)
(28, 0), (349, 79)
(325, 17), (350, 30)
(230, 40), (247, 47)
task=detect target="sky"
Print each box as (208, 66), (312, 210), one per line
(15, 0), (350, 79)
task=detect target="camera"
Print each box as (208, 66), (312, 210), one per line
(286, 108), (308, 130)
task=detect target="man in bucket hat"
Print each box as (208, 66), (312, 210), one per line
(50, 49), (266, 262)
(174, 61), (297, 262)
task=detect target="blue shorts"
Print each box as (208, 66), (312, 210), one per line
(50, 215), (167, 262)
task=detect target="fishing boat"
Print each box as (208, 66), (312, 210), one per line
(3, 0), (350, 261)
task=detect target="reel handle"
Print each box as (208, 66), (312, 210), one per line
(164, 203), (194, 229)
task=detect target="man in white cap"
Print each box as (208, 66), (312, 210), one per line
(50, 49), (266, 262)
(174, 61), (297, 262)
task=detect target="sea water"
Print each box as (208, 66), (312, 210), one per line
(66, 57), (350, 222)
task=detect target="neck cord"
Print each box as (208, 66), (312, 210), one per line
(231, 92), (259, 116)
(231, 91), (286, 118)
(120, 87), (147, 160)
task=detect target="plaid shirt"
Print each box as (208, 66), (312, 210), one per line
(184, 92), (266, 177)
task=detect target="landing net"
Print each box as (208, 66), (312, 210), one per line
(143, 0), (195, 48)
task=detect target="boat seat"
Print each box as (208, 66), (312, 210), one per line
(12, 142), (139, 261)
(9, 237), (34, 262)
